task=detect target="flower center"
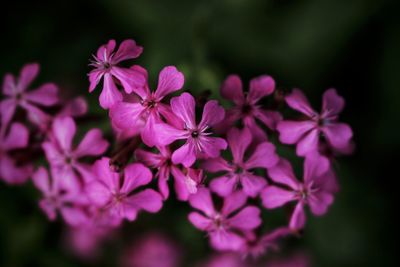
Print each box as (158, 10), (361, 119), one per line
(191, 130), (199, 138)
(241, 104), (252, 114)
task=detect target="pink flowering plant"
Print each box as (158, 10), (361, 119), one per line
(0, 38), (354, 264)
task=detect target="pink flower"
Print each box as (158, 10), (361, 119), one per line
(203, 127), (279, 197)
(261, 153), (338, 230)
(188, 188), (261, 251)
(42, 116), (109, 191)
(135, 146), (204, 200)
(155, 93), (228, 167)
(277, 88), (353, 156)
(110, 66), (184, 146)
(216, 74), (282, 143)
(121, 233), (181, 267)
(88, 39), (145, 109)
(0, 122), (33, 184)
(32, 166), (90, 226)
(86, 158), (163, 221)
(0, 63), (59, 131)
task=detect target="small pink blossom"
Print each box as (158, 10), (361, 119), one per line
(203, 127), (279, 197)
(0, 63), (59, 131)
(88, 39), (145, 109)
(277, 88), (353, 156)
(0, 122), (33, 184)
(188, 188), (261, 251)
(216, 74), (282, 143)
(155, 92), (228, 167)
(261, 153), (338, 230)
(136, 146), (204, 200)
(32, 166), (90, 226)
(110, 66), (184, 146)
(86, 158), (163, 221)
(42, 116), (109, 191)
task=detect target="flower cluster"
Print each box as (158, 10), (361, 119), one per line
(0, 39), (354, 260)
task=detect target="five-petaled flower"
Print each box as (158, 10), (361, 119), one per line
(203, 127), (279, 197)
(88, 39), (146, 109)
(261, 152), (338, 230)
(155, 92), (228, 167)
(277, 88), (353, 156)
(188, 188), (261, 251)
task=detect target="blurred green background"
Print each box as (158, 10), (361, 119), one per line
(0, 0), (398, 266)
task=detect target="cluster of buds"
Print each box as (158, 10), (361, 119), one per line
(0, 39), (354, 262)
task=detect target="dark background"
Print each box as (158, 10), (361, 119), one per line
(0, 0), (398, 266)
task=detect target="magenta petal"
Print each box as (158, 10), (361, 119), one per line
(2, 122), (29, 150)
(289, 202), (306, 230)
(309, 191), (334, 216)
(322, 123), (353, 151)
(154, 66), (184, 100)
(18, 63), (39, 91)
(141, 112), (159, 147)
(209, 231), (245, 251)
(210, 175), (238, 197)
(112, 39), (143, 63)
(245, 142), (279, 169)
(221, 191), (247, 215)
(171, 141), (196, 167)
(39, 200), (57, 221)
(59, 97), (88, 117)
(99, 73), (123, 109)
(111, 66), (146, 94)
(2, 73), (16, 96)
(254, 109), (282, 130)
(188, 212), (212, 230)
(153, 123), (187, 146)
(322, 88), (345, 117)
(227, 127), (251, 164)
(201, 157), (231, 173)
(285, 89), (316, 117)
(32, 167), (50, 194)
(52, 116), (76, 152)
(0, 155), (32, 185)
(243, 116), (268, 144)
(199, 100), (225, 129)
(303, 152), (330, 183)
(92, 158), (120, 192)
(24, 83), (59, 106)
(171, 167), (191, 201)
(61, 207), (89, 226)
(21, 102), (51, 129)
(157, 169), (170, 200)
(267, 159), (300, 189)
(198, 136), (227, 159)
(240, 173), (267, 197)
(0, 99), (17, 130)
(188, 188), (215, 217)
(277, 120), (316, 144)
(74, 129), (109, 158)
(220, 75), (244, 105)
(125, 189), (163, 213)
(88, 69), (104, 92)
(109, 101), (145, 131)
(248, 75), (275, 104)
(135, 149), (163, 167)
(228, 206), (261, 230)
(86, 181), (112, 206)
(170, 92), (196, 129)
(96, 40), (116, 61)
(261, 186), (295, 209)
(121, 163), (153, 193)
(296, 128), (320, 156)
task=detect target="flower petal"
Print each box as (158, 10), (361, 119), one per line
(24, 83), (59, 106)
(228, 206), (261, 230)
(112, 39), (143, 63)
(18, 63), (39, 91)
(1, 122), (29, 150)
(322, 88), (345, 118)
(2, 73), (16, 96)
(308, 191), (334, 216)
(240, 173), (267, 197)
(170, 92), (196, 129)
(285, 89), (316, 117)
(52, 116), (76, 152)
(86, 180), (112, 206)
(296, 128), (320, 156)
(220, 75), (244, 105)
(209, 231), (245, 251)
(201, 157), (232, 173)
(210, 175), (238, 197)
(277, 120), (316, 144)
(199, 100), (225, 129)
(153, 123), (187, 146)
(267, 159), (300, 189)
(198, 136), (227, 160)
(74, 129), (109, 158)
(321, 123), (353, 151)
(154, 66), (184, 100)
(99, 73), (123, 109)
(109, 101), (145, 132)
(289, 202), (306, 230)
(261, 186), (296, 209)
(245, 142), (279, 169)
(188, 212), (212, 230)
(248, 75), (275, 104)
(121, 163), (153, 193)
(0, 99), (17, 130)
(125, 189), (163, 214)
(303, 152), (330, 183)
(227, 127), (251, 164)
(221, 190), (247, 215)
(171, 141), (196, 167)
(32, 167), (50, 194)
(92, 157), (120, 192)
(110, 66), (146, 94)
(188, 188), (215, 217)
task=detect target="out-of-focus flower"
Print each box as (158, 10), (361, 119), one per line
(277, 88), (353, 156)
(0, 63), (59, 131)
(203, 127), (278, 197)
(155, 92), (227, 167)
(261, 153), (338, 230)
(86, 158), (163, 221)
(136, 146), (204, 200)
(88, 39), (145, 109)
(121, 233), (181, 267)
(0, 122), (33, 184)
(197, 253), (250, 267)
(188, 188), (261, 251)
(32, 166), (90, 226)
(110, 66), (184, 146)
(216, 75), (282, 143)
(42, 116), (109, 192)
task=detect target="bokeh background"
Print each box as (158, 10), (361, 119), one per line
(0, 0), (398, 266)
